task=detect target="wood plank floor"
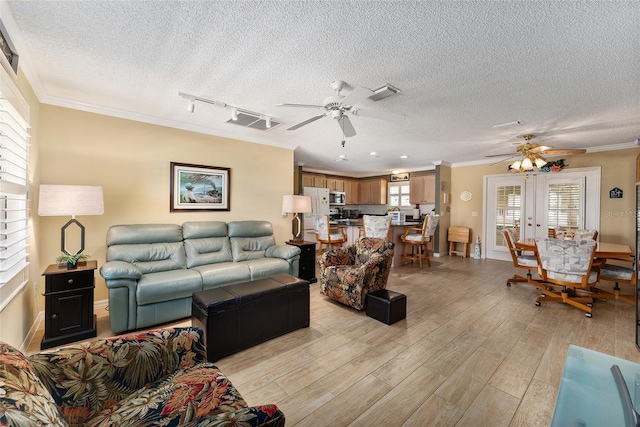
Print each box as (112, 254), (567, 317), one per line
(27, 256), (640, 426)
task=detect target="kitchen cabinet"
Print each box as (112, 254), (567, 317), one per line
(359, 179), (387, 204)
(326, 179), (344, 191)
(409, 174), (436, 204)
(302, 173), (326, 188)
(344, 180), (359, 204)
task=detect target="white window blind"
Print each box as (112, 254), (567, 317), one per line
(547, 182), (583, 230)
(0, 82), (30, 312)
(495, 185), (521, 246)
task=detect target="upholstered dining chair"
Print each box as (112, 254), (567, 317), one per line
(311, 213), (347, 254)
(532, 237), (605, 318)
(556, 229), (599, 241)
(503, 228), (538, 287)
(595, 255), (637, 305)
(401, 214), (439, 268)
(362, 214), (392, 239)
(318, 237), (395, 310)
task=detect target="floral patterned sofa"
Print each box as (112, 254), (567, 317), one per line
(318, 237), (395, 310)
(0, 327), (284, 427)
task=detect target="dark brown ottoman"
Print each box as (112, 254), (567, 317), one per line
(192, 274), (309, 362)
(366, 289), (407, 325)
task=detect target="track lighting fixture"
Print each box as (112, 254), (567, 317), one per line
(178, 92), (280, 130)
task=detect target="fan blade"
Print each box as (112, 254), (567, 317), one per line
(338, 115), (357, 137)
(541, 148), (587, 155)
(340, 86), (374, 106)
(277, 103), (325, 109)
(490, 154), (518, 166)
(530, 145), (551, 153)
(351, 108), (406, 122)
(485, 152), (516, 158)
(287, 113), (327, 131)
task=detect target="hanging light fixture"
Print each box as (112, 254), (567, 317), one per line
(510, 134), (548, 172)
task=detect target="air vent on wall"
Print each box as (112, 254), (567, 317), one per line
(225, 111), (281, 131)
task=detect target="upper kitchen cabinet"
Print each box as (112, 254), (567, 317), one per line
(302, 173), (326, 188)
(410, 174), (435, 204)
(326, 178), (344, 191)
(344, 180), (359, 204)
(359, 179), (387, 204)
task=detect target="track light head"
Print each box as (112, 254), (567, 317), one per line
(187, 101), (195, 113)
(264, 116), (272, 128)
(231, 109), (238, 121)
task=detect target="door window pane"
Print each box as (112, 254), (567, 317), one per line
(495, 185), (521, 246)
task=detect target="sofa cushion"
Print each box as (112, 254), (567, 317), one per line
(182, 221), (228, 239)
(106, 224), (183, 245)
(136, 269), (203, 305)
(193, 262), (252, 289)
(0, 342), (67, 426)
(230, 235), (277, 261)
(107, 242), (187, 273)
(243, 258), (292, 280)
(86, 363), (249, 427)
(184, 237), (233, 267)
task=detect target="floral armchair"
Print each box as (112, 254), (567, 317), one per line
(318, 237), (395, 310)
(0, 327), (284, 427)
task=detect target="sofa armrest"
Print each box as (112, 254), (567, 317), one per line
(27, 327), (207, 423)
(265, 244), (300, 260)
(100, 260), (142, 280)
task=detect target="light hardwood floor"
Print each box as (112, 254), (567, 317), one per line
(27, 256), (640, 426)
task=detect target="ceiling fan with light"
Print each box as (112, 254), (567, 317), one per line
(487, 134), (587, 171)
(276, 80), (405, 142)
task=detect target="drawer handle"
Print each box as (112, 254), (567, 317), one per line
(67, 279), (74, 284)
(52, 313), (57, 319)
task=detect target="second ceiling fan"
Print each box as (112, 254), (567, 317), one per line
(276, 80), (405, 138)
(487, 134), (587, 169)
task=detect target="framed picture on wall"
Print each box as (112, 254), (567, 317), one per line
(170, 162), (230, 211)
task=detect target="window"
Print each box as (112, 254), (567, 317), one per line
(388, 182), (411, 208)
(0, 69), (30, 312)
(547, 182), (582, 230)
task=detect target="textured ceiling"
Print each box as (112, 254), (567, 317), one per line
(3, 1), (640, 177)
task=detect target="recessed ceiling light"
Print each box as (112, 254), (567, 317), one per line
(369, 152), (377, 156)
(338, 154), (347, 158)
(392, 170), (400, 174)
(400, 155), (408, 159)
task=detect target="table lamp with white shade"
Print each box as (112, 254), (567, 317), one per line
(282, 195), (312, 242)
(38, 185), (104, 255)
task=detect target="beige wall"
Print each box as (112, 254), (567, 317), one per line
(450, 149), (639, 252)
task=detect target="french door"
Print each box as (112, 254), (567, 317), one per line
(484, 167), (601, 261)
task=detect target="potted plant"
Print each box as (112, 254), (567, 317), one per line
(56, 253), (89, 270)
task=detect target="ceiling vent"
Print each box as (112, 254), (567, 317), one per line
(369, 84), (402, 101)
(226, 111), (280, 131)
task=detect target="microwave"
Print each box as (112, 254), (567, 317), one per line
(329, 191), (346, 205)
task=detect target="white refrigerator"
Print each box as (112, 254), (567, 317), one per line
(303, 187), (330, 243)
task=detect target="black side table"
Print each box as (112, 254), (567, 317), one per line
(41, 260), (97, 350)
(286, 240), (317, 283)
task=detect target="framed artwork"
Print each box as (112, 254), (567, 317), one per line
(170, 162), (230, 211)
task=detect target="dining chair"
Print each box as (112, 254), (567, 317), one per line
(556, 229), (598, 241)
(503, 228), (538, 287)
(311, 213), (347, 255)
(362, 214), (392, 239)
(401, 214), (439, 268)
(532, 237), (605, 318)
(594, 255), (637, 305)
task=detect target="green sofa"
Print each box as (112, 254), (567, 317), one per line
(100, 221), (300, 334)
(0, 327), (285, 426)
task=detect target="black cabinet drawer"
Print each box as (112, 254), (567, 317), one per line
(47, 269), (94, 293)
(298, 244), (315, 255)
